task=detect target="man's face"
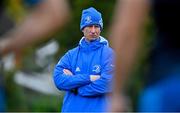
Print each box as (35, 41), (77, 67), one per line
(82, 25), (101, 41)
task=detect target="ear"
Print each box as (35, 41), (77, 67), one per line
(82, 28), (85, 33)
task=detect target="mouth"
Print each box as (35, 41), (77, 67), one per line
(89, 33), (97, 37)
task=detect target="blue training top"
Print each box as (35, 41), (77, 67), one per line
(53, 36), (114, 112)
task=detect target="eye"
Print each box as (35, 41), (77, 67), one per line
(94, 25), (100, 28)
(88, 25), (93, 28)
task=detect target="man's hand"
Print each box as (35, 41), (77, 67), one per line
(110, 93), (131, 112)
(63, 69), (73, 76)
(90, 75), (100, 81)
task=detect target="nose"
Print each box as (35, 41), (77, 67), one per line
(91, 26), (96, 33)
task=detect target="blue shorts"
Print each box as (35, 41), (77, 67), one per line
(138, 75), (180, 112)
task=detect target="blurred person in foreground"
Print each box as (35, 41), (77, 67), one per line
(53, 7), (114, 112)
(110, 0), (180, 112)
(0, 0), (70, 111)
(0, 0), (70, 56)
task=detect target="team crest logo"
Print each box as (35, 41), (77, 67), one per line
(92, 65), (101, 73)
(85, 16), (92, 24)
(75, 67), (81, 72)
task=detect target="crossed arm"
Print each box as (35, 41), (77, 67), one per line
(62, 69), (101, 94)
(63, 69), (100, 82)
(53, 51), (114, 97)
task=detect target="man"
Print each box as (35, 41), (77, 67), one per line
(53, 7), (114, 112)
(110, 0), (180, 112)
(0, 0), (70, 111)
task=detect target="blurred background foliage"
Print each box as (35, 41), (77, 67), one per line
(1, 0), (154, 112)
(2, 0), (117, 112)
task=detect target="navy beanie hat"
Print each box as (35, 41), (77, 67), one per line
(80, 7), (103, 31)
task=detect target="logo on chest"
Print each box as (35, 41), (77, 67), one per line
(75, 67), (81, 72)
(92, 65), (101, 73)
